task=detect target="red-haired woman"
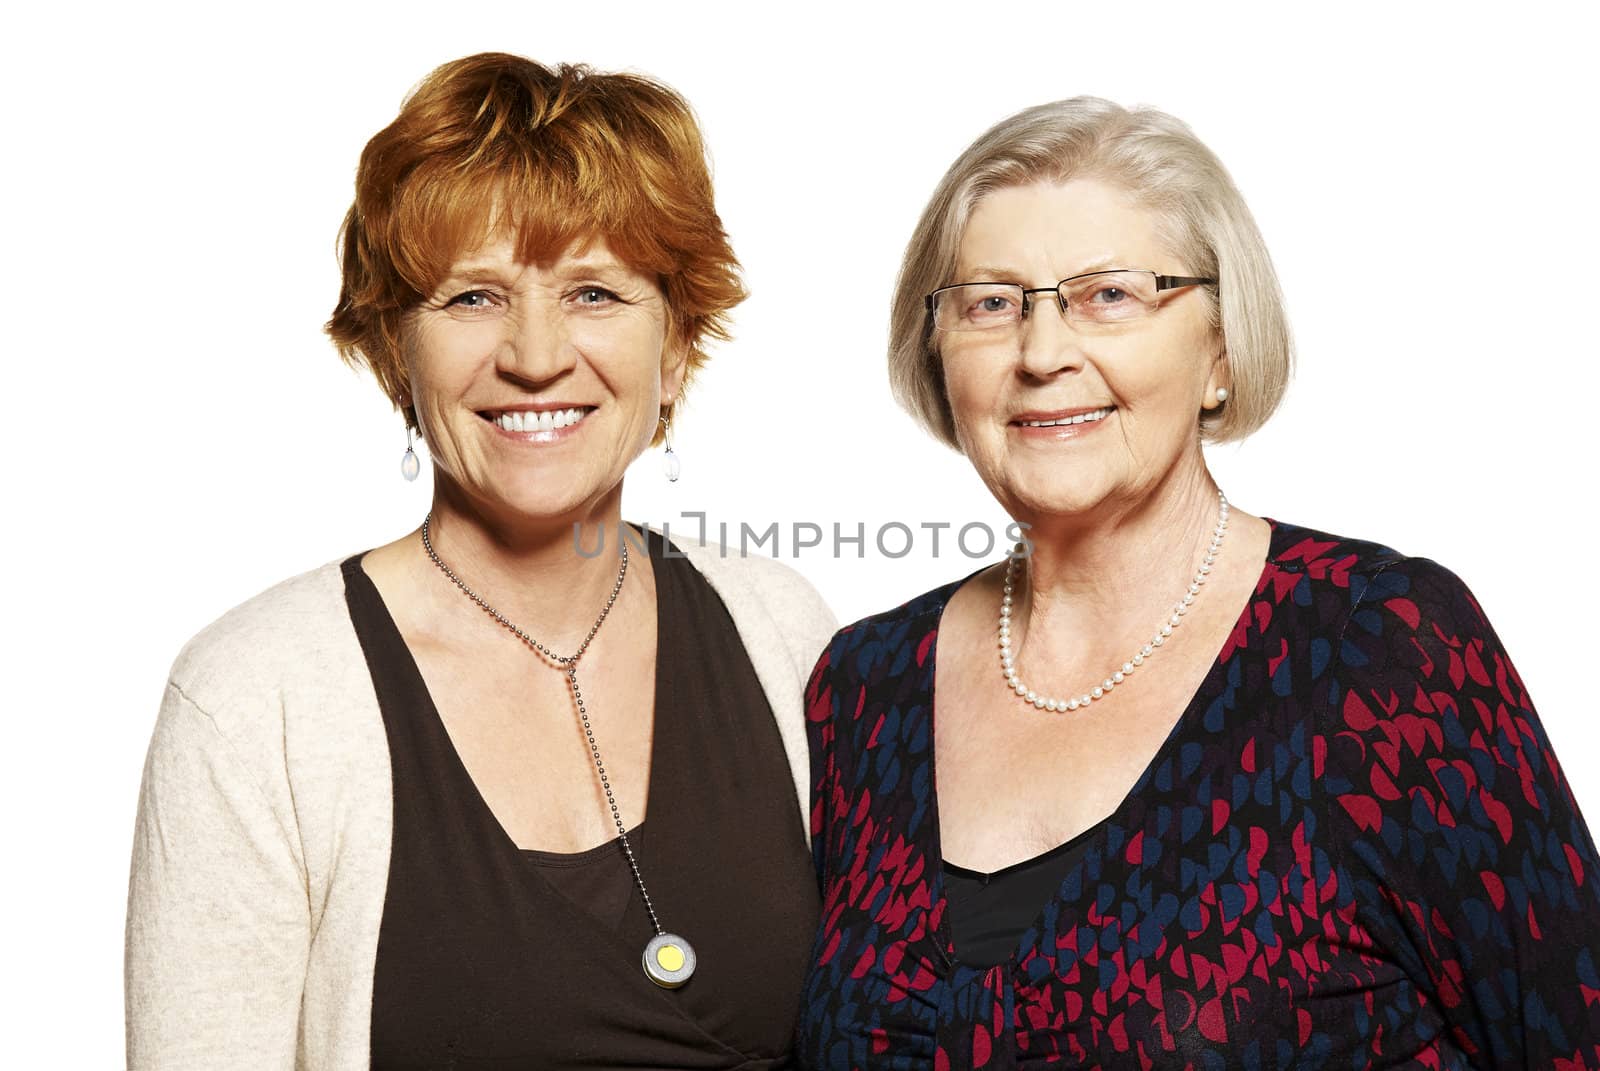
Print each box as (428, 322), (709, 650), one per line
(125, 53), (833, 1070)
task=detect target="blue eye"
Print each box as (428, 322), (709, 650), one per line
(966, 291), (1019, 320)
(573, 287), (620, 306)
(446, 290), (495, 309)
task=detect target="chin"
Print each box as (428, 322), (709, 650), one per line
(474, 478), (614, 527)
(995, 468), (1111, 519)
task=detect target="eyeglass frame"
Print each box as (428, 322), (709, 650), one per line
(923, 270), (1217, 331)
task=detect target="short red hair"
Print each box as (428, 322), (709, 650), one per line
(326, 52), (745, 437)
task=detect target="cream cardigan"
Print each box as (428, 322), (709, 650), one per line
(124, 534), (837, 1070)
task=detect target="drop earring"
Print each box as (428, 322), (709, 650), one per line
(401, 425), (421, 482)
(660, 416), (681, 483)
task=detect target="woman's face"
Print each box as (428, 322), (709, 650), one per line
(401, 234), (684, 526)
(939, 178), (1227, 527)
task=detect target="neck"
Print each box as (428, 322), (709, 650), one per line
(418, 477), (641, 648)
(1014, 456), (1222, 645)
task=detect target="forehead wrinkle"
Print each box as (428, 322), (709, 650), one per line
(960, 263), (1025, 283)
(433, 261), (530, 294)
(473, 228), (642, 277)
(1061, 255), (1124, 278)
(437, 247), (644, 290)
(955, 253), (1124, 285)
(441, 233), (523, 273)
(551, 256), (640, 279)
(444, 265), (517, 282)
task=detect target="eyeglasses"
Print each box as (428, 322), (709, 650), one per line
(925, 270), (1216, 332)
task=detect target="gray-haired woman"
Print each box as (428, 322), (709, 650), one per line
(796, 97), (1600, 1069)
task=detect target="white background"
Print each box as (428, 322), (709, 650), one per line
(5, 2), (1596, 1063)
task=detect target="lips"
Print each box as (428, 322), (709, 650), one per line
(1012, 406), (1115, 428)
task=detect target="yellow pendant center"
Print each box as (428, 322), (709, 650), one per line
(655, 944), (685, 972)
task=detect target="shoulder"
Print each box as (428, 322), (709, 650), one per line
(1254, 519), (1437, 649)
(1263, 518), (1500, 675)
(653, 526), (837, 664)
(803, 571), (974, 767)
(668, 531), (828, 615)
(809, 569), (975, 688)
(1336, 552), (1513, 700)
(1264, 518), (1410, 594)
(1311, 548), (1562, 874)
(166, 557), (362, 733)
(1283, 532), (1535, 776)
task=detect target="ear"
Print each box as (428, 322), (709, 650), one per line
(397, 384), (417, 431)
(1201, 348), (1231, 412)
(661, 338), (692, 408)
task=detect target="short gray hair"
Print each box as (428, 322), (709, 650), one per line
(888, 97), (1292, 449)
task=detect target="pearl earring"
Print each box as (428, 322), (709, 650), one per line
(1215, 388), (1229, 403)
(401, 426), (421, 482)
(660, 416), (681, 482)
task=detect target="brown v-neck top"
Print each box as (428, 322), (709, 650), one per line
(342, 526), (818, 1069)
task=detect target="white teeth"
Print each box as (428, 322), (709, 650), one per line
(494, 407), (590, 432)
(1020, 406), (1113, 428)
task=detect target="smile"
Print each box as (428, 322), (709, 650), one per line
(1015, 406), (1114, 428)
(480, 406), (595, 433)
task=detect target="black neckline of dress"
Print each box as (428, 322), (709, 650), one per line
(350, 522), (811, 1062)
(924, 517), (1296, 973)
(340, 521), (677, 866)
(941, 819), (1100, 882)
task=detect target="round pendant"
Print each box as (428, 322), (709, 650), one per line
(643, 932), (696, 988)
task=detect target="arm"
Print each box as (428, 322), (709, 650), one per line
(125, 682), (311, 1070)
(1326, 558), (1600, 1067)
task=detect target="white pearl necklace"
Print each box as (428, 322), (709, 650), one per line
(999, 490), (1229, 713)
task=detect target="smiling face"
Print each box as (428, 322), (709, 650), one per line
(400, 234), (685, 526)
(939, 178), (1228, 528)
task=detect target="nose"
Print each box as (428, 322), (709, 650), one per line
(1016, 291), (1086, 379)
(496, 303), (578, 385)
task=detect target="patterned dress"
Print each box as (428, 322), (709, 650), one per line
(797, 520), (1600, 1069)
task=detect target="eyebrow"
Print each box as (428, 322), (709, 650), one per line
(552, 261), (658, 299)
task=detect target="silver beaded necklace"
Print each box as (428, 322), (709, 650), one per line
(420, 513), (696, 989)
(1000, 490), (1229, 712)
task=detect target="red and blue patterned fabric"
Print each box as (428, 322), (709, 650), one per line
(797, 520), (1600, 1069)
